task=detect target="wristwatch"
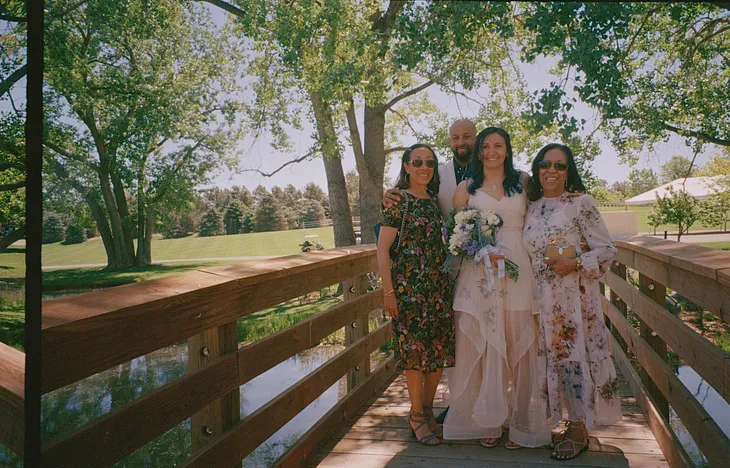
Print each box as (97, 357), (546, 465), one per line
(575, 255), (583, 271)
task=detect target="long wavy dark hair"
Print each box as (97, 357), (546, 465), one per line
(395, 143), (440, 196)
(467, 127), (523, 197)
(527, 143), (586, 201)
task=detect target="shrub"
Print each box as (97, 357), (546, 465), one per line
(42, 213), (66, 244)
(63, 223), (87, 244)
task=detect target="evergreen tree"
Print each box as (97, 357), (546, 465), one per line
(255, 193), (286, 232)
(223, 199), (245, 234)
(242, 210), (255, 234)
(42, 213), (66, 244)
(198, 208), (224, 237)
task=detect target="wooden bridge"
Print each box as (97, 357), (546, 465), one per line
(1, 236), (729, 467)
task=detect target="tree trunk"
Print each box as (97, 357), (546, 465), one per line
(136, 206), (153, 266)
(98, 167), (135, 268)
(310, 92), (356, 247)
(0, 225), (25, 252)
(86, 194), (117, 268)
(358, 104), (387, 245)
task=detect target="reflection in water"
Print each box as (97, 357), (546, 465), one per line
(41, 342), (389, 467)
(670, 365), (730, 468)
(0, 443), (22, 468)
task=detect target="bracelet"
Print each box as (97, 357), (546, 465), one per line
(384, 289), (395, 296)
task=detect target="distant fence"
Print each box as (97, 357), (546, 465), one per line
(301, 217), (360, 230)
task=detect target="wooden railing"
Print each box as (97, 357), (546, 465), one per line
(34, 245), (394, 467)
(600, 236), (730, 468)
(0, 341), (24, 457)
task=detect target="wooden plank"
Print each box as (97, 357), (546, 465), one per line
(274, 356), (398, 467)
(180, 322), (394, 468)
(42, 247), (377, 393)
(239, 290), (382, 386)
(189, 320), (240, 452)
(613, 243), (730, 325)
(344, 275), (370, 390)
(40, 353), (239, 468)
(0, 343), (24, 456)
(609, 333), (690, 468)
(609, 261), (628, 354)
(605, 299), (725, 467)
(638, 273), (669, 419)
(310, 437), (655, 467)
(602, 273), (730, 406)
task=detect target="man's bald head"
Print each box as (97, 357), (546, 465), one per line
(449, 119), (477, 164)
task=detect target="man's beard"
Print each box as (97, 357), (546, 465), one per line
(452, 146), (472, 164)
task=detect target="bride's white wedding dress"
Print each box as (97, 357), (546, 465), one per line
(443, 188), (551, 447)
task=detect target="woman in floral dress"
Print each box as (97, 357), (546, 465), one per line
(523, 143), (622, 461)
(377, 143), (456, 446)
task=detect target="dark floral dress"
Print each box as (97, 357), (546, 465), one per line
(382, 191), (456, 373)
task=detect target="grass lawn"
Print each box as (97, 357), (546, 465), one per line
(38, 226), (335, 267)
(599, 205), (725, 233)
(699, 241), (730, 251)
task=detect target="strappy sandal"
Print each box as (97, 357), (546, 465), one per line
(550, 423), (589, 461)
(547, 420), (577, 449)
(480, 437), (500, 448)
(423, 405), (443, 438)
(409, 409), (440, 446)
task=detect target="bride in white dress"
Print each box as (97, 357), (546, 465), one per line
(443, 127), (551, 448)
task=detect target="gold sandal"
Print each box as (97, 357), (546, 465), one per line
(409, 410), (440, 446)
(423, 405), (443, 439)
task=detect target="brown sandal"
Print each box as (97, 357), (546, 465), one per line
(550, 421), (588, 461)
(423, 405), (443, 439)
(409, 410), (440, 446)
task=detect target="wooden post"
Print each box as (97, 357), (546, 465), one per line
(609, 262), (629, 354)
(638, 273), (669, 420)
(343, 275), (370, 391)
(188, 320), (241, 452)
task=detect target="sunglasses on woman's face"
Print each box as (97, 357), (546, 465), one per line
(538, 160), (569, 171)
(409, 159), (437, 168)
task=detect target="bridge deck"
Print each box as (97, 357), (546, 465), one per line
(308, 366), (669, 468)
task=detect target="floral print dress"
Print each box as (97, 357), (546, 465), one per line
(523, 193), (622, 429)
(382, 191), (456, 373)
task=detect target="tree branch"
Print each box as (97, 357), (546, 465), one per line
(0, 64), (27, 97)
(0, 14), (26, 22)
(385, 146), (408, 155)
(390, 108), (419, 136)
(384, 80), (434, 111)
(0, 161), (24, 172)
(661, 122), (730, 146)
(44, 141), (99, 171)
(0, 180), (25, 191)
(198, 0), (247, 18)
(242, 151), (317, 177)
(345, 97), (368, 180)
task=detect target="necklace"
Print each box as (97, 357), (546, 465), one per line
(486, 179), (502, 192)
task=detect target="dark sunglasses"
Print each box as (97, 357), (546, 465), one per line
(538, 160), (569, 171)
(409, 159), (437, 168)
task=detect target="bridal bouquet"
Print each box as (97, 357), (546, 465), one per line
(443, 206), (519, 282)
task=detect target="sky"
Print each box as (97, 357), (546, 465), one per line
(205, 5), (721, 193)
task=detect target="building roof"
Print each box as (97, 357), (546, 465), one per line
(624, 176), (726, 205)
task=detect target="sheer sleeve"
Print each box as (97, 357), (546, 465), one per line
(576, 195), (617, 279)
(382, 193), (405, 228)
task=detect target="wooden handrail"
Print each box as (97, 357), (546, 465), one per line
(41, 257), (382, 467)
(38, 246), (387, 468)
(602, 237), (730, 468)
(41, 246), (377, 393)
(0, 342), (24, 456)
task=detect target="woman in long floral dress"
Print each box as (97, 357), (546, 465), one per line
(523, 143), (622, 461)
(377, 143), (456, 446)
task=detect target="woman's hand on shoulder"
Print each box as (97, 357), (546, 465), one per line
(453, 180), (470, 207)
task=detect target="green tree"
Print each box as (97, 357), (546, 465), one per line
(198, 208), (224, 237)
(255, 193), (286, 232)
(627, 168), (659, 197)
(241, 210), (255, 234)
(520, 3), (730, 164)
(42, 213), (66, 244)
(43, 0), (243, 268)
(660, 156), (697, 184)
(649, 187), (700, 241)
(64, 223), (87, 245)
(223, 199), (245, 234)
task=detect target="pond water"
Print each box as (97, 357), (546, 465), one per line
(39, 342), (390, 467)
(669, 365), (730, 468)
